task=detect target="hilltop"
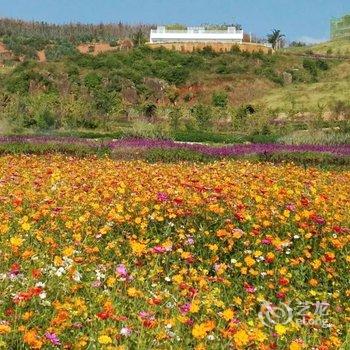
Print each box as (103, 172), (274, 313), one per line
(0, 20), (349, 144)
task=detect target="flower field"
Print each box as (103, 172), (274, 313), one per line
(0, 155), (349, 349)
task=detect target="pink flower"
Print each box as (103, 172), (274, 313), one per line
(262, 237), (272, 245)
(244, 283), (256, 293)
(179, 303), (191, 314)
(45, 332), (61, 346)
(116, 264), (128, 278)
(120, 327), (132, 336)
(157, 192), (169, 202)
(286, 203), (296, 212)
(185, 237), (195, 245)
(151, 246), (167, 254)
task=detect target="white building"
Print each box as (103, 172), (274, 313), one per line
(150, 26), (244, 44)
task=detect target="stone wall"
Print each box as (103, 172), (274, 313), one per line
(147, 42), (273, 54)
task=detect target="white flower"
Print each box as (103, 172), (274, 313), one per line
(39, 291), (47, 299)
(207, 334), (215, 341)
(55, 267), (65, 277)
(73, 271), (82, 282)
(165, 276), (171, 282)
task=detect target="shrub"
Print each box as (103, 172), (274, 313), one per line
(191, 104), (212, 129)
(84, 72), (102, 89)
(169, 107), (182, 131)
(212, 91), (228, 108)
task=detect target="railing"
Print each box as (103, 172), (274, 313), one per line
(151, 29), (244, 35)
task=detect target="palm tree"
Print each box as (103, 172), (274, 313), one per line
(267, 29), (285, 50)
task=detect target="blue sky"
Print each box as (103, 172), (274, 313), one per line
(0, 0), (349, 42)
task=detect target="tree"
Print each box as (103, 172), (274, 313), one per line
(267, 29), (285, 50)
(132, 29), (147, 47)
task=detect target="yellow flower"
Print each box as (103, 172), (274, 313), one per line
(190, 300), (200, 313)
(244, 256), (255, 267)
(63, 246), (74, 257)
(254, 329), (267, 342)
(289, 341), (302, 350)
(192, 323), (207, 339)
(21, 222), (31, 231)
(98, 335), (112, 344)
(0, 324), (11, 334)
(275, 324), (287, 336)
(130, 240), (146, 256)
(234, 329), (249, 347)
(222, 309), (234, 321)
(10, 236), (24, 247)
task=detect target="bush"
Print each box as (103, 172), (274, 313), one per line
(84, 72), (102, 89)
(191, 104), (212, 129)
(128, 120), (171, 139)
(212, 91), (228, 108)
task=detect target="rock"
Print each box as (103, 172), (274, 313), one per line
(143, 77), (169, 100)
(282, 72), (293, 85)
(121, 84), (139, 105)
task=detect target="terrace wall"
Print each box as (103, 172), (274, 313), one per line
(147, 42), (273, 54)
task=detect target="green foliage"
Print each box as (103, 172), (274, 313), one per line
(45, 41), (78, 61)
(302, 59), (329, 79)
(173, 130), (245, 144)
(168, 107), (182, 131)
(145, 148), (212, 163)
(0, 142), (111, 157)
(84, 72), (102, 89)
(212, 91), (228, 108)
(128, 120), (171, 139)
(191, 104), (212, 129)
(141, 102), (157, 120)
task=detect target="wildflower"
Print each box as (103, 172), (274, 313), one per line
(192, 323), (207, 339)
(45, 332), (61, 346)
(234, 329), (249, 347)
(0, 324), (11, 334)
(275, 324), (287, 336)
(120, 327), (132, 337)
(290, 341), (302, 350)
(116, 264), (128, 278)
(98, 335), (112, 344)
(222, 309), (234, 321)
(10, 236), (24, 247)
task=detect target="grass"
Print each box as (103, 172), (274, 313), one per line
(256, 61), (350, 112)
(286, 39), (350, 57)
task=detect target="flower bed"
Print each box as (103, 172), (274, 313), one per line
(0, 155), (349, 349)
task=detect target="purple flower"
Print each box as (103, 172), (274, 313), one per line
(45, 332), (61, 346)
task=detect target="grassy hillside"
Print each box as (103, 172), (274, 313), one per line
(0, 34), (349, 144)
(256, 61), (350, 112)
(286, 39), (350, 57)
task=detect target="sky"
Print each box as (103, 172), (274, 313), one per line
(0, 0), (349, 42)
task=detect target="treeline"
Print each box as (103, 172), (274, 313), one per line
(0, 18), (153, 43)
(0, 18), (153, 58)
